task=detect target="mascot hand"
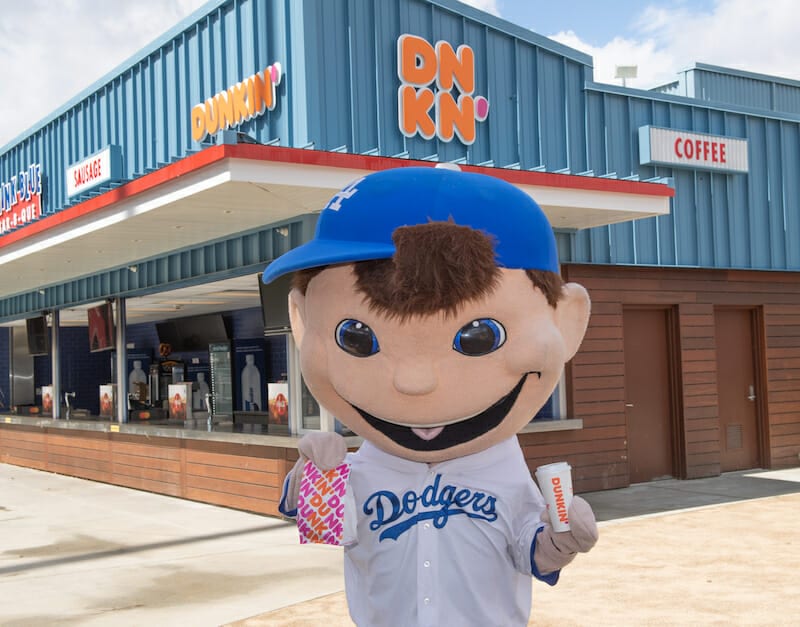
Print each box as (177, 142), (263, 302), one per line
(534, 496), (598, 574)
(284, 432), (348, 513)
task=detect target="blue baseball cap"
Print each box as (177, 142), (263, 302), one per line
(261, 165), (558, 284)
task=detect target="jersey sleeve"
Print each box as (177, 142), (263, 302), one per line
(278, 472), (297, 518)
(509, 476), (560, 585)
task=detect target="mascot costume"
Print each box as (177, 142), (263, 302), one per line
(262, 165), (598, 626)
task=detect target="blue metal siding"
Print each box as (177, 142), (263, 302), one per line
(515, 43), (541, 168)
(774, 84), (800, 116)
(568, 82), (800, 272)
(3, 0), (800, 285)
(782, 123), (800, 268)
(537, 50), (567, 171)
(746, 118), (771, 268)
(484, 31), (520, 168)
(684, 64), (800, 116)
(349, 0), (380, 154)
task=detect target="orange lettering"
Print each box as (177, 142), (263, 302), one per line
(251, 72), (270, 115)
(203, 97), (219, 135)
(436, 41), (474, 93)
(400, 85), (436, 139)
(398, 34), (436, 86)
(314, 477), (333, 497)
(230, 81), (249, 122)
(216, 91), (235, 130)
(436, 92), (475, 143)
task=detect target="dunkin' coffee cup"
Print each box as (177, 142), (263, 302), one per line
(535, 461), (573, 532)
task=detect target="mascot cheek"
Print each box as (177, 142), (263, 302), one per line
(503, 323), (566, 379)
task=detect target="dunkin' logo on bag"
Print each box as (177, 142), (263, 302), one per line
(297, 460), (350, 545)
(397, 34), (489, 145)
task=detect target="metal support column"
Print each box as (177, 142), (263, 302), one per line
(114, 298), (128, 423)
(50, 310), (61, 419)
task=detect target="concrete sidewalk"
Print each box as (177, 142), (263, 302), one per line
(2, 463), (799, 626)
(0, 464), (343, 626)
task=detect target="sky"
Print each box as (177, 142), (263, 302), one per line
(1, 0), (799, 148)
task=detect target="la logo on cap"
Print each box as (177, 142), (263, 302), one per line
(326, 176), (366, 212)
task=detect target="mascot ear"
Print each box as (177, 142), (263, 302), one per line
(555, 282), (591, 362)
(288, 287), (307, 349)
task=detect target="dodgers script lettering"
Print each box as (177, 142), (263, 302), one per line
(364, 474), (498, 541)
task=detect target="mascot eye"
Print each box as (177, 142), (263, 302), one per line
(453, 318), (506, 356)
(335, 319), (380, 357)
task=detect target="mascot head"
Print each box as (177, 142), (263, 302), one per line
(263, 166), (590, 463)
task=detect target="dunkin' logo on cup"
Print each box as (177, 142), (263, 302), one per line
(551, 476), (569, 525)
(297, 460), (350, 545)
(535, 461), (573, 532)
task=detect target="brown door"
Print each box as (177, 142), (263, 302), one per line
(715, 309), (760, 471)
(623, 308), (675, 483)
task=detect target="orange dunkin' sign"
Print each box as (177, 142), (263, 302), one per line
(397, 34), (489, 145)
(191, 63), (283, 142)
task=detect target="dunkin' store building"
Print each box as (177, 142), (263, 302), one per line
(0, 0), (798, 515)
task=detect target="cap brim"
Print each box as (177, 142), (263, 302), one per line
(261, 238), (396, 284)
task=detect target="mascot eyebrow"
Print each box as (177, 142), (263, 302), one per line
(292, 221), (565, 319)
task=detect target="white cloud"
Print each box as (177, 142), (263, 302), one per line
(457, 0), (501, 17)
(0, 0), (207, 148)
(549, 0), (800, 89)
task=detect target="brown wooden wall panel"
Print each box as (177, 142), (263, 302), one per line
(574, 375), (624, 390)
(562, 264), (800, 484)
(112, 473), (183, 497)
(186, 461), (275, 486)
(184, 474), (279, 502)
(112, 461), (181, 484)
(0, 424), (290, 518)
(184, 447), (282, 474)
(768, 378), (800, 391)
(113, 452), (182, 473)
(764, 305), (800, 467)
(111, 438), (182, 460)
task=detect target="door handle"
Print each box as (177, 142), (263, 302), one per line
(625, 403), (634, 408)
(747, 385), (756, 402)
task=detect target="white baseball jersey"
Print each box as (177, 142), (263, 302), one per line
(340, 437), (558, 627)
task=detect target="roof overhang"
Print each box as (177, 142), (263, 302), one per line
(0, 144), (673, 299)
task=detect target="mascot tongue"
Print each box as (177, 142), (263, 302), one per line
(412, 426), (444, 441)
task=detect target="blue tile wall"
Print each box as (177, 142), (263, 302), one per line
(9, 307), (286, 416)
(33, 327), (113, 415)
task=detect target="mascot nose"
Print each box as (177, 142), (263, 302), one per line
(392, 360), (438, 396)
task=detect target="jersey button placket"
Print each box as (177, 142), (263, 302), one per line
(418, 478), (437, 626)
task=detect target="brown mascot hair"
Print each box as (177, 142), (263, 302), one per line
(292, 221), (564, 316)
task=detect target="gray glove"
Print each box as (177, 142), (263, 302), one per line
(533, 495), (598, 574)
(283, 431), (347, 514)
